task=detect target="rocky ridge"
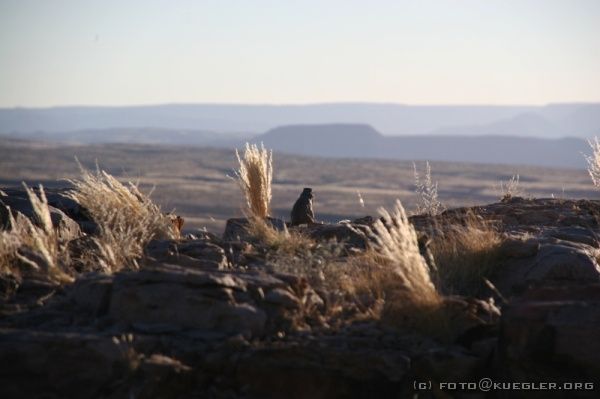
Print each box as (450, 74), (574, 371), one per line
(1, 188), (600, 398)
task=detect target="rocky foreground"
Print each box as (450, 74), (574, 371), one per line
(1, 189), (600, 398)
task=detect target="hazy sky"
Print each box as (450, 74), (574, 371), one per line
(1, 0), (599, 107)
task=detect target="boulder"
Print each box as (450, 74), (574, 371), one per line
(525, 243), (600, 282)
(145, 238), (229, 270)
(498, 283), (600, 382)
(0, 330), (126, 399)
(493, 241), (600, 297)
(107, 266), (268, 337)
(0, 194), (81, 240)
(1, 187), (98, 235)
(499, 237), (540, 259)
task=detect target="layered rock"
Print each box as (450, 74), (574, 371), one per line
(2, 195), (600, 398)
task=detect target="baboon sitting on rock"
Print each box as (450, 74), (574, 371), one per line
(291, 188), (315, 226)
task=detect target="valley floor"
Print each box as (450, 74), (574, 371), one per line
(0, 140), (596, 232)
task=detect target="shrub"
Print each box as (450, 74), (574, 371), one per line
(500, 174), (521, 201)
(234, 143), (273, 219)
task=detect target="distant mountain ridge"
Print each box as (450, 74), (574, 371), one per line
(1, 102), (599, 138)
(3, 127), (244, 147)
(1, 103), (598, 169)
(253, 124), (590, 169)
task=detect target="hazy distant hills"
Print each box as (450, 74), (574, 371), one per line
(5, 127), (244, 147)
(1, 103), (599, 137)
(1, 103), (599, 168)
(255, 124), (590, 169)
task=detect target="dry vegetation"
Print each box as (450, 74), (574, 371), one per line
(0, 141), (506, 339)
(0, 185), (73, 283)
(234, 145), (504, 335)
(3, 140), (593, 340)
(66, 165), (177, 272)
(245, 218), (315, 255)
(234, 143), (273, 219)
(500, 174), (521, 201)
(1, 166), (176, 282)
(585, 136), (600, 188)
(229, 144), (444, 329)
(428, 213), (504, 296)
(349, 201), (445, 331)
(413, 161), (444, 216)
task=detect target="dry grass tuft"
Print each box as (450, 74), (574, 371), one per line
(245, 217), (315, 255)
(585, 137), (600, 188)
(0, 184), (73, 283)
(429, 213), (504, 296)
(413, 161), (444, 216)
(360, 200), (441, 308)
(67, 165), (177, 272)
(234, 143), (273, 219)
(500, 174), (521, 201)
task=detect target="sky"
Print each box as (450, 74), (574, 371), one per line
(0, 0), (599, 107)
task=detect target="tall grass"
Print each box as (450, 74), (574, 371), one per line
(585, 137), (600, 188)
(67, 165), (176, 272)
(2, 166), (178, 281)
(361, 200), (441, 308)
(234, 143), (273, 219)
(0, 184), (73, 283)
(429, 213), (503, 296)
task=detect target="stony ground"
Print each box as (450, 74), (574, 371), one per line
(1, 188), (600, 398)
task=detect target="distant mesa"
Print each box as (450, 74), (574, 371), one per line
(254, 124), (383, 158)
(1, 102), (599, 137)
(252, 123), (589, 169)
(0, 102), (598, 168)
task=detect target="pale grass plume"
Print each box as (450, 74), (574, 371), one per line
(363, 199), (440, 306)
(0, 184), (72, 283)
(67, 164), (176, 272)
(356, 190), (365, 208)
(584, 137), (600, 188)
(413, 161), (444, 216)
(234, 143), (273, 219)
(347, 200), (443, 332)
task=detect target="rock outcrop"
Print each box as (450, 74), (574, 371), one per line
(2, 194), (600, 398)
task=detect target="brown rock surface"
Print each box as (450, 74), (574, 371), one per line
(3, 197), (600, 398)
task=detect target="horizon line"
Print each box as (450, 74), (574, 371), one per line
(2, 100), (600, 109)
